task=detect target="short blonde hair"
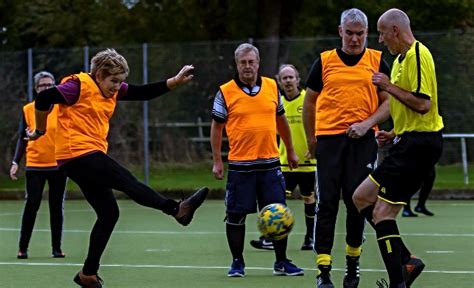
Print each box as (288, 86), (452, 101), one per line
(90, 48), (129, 79)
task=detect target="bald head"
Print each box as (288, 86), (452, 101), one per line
(378, 8), (411, 30)
(377, 8), (416, 55)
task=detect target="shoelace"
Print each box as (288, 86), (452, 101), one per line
(376, 278), (389, 288)
(285, 259), (300, 270)
(232, 259), (244, 269)
(96, 275), (104, 285)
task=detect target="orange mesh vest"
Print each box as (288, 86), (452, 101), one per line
(220, 77), (279, 161)
(55, 72), (118, 160)
(23, 102), (58, 167)
(316, 48), (381, 136)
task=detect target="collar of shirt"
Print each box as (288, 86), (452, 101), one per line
(336, 48), (366, 66)
(233, 73), (262, 96)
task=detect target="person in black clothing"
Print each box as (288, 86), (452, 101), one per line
(353, 8), (444, 287)
(25, 49), (208, 287)
(303, 8), (390, 288)
(403, 167), (436, 217)
(10, 71), (67, 259)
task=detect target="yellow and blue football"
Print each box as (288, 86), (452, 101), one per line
(257, 203), (294, 241)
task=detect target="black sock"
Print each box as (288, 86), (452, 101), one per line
(162, 199), (179, 216)
(273, 237), (288, 262)
(226, 223), (245, 260)
(304, 202), (316, 238)
(417, 168), (435, 208)
(360, 206), (376, 229)
(375, 220), (405, 286)
(361, 206), (411, 264)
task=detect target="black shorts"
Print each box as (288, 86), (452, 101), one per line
(283, 171), (315, 197)
(371, 131), (443, 204)
(225, 168), (286, 214)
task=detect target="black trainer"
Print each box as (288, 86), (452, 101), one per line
(250, 236), (274, 250)
(403, 255), (425, 287)
(17, 250), (28, 259)
(376, 278), (389, 288)
(402, 209), (418, 217)
(300, 236), (314, 251)
(414, 206), (434, 216)
(343, 256), (360, 288)
(52, 249), (65, 258)
(73, 270), (104, 287)
(376, 278), (406, 288)
(316, 265), (334, 288)
(174, 187), (209, 226)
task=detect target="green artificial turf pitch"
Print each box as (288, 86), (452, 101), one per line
(0, 200), (473, 287)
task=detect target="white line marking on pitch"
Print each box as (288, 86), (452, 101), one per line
(426, 251), (454, 254)
(145, 249), (171, 252)
(0, 207), (143, 217)
(0, 262), (473, 274)
(0, 227), (473, 237)
(429, 203), (474, 207)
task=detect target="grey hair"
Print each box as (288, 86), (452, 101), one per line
(234, 43), (260, 61)
(340, 8), (368, 28)
(90, 48), (129, 79)
(278, 64), (300, 79)
(33, 71), (55, 87)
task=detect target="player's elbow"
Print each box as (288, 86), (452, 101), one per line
(416, 101), (431, 114)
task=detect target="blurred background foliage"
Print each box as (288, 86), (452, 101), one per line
(0, 0), (472, 170)
(0, 0), (472, 50)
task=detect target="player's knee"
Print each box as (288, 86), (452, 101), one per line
(226, 213), (246, 225)
(373, 201), (398, 223)
(352, 187), (370, 210)
(102, 205), (120, 224)
(302, 192), (316, 204)
(352, 192), (362, 208)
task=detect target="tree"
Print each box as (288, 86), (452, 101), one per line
(2, 0), (472, 51)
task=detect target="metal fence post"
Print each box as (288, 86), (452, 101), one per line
(197, 117), (203, 138)
(83, 46), (89, 72)
(27, 48), (33, 102)
(143, 43), (150, 185)
(461, 137), (469, 185)
(443, 134), (472, 185)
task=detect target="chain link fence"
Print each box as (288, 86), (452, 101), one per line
(1, 31), (473, 175)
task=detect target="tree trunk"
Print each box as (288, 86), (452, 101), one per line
(256, 0), (282, 78)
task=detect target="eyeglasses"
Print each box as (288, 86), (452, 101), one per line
(37, 83), (55, 89)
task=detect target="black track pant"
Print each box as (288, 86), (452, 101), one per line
(314, 131), (377, 255)
(19, 169), (67, 252)
(60, 152), (178, 275)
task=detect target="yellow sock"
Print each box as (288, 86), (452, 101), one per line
(346, 244), (362, 257)
(316, 254), (332, 266)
